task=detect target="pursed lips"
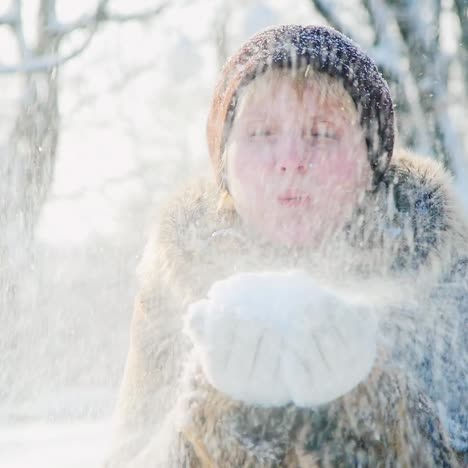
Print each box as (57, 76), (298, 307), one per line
(277, 192), (311, 207)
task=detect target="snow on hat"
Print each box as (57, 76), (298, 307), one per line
(207, 24), (395, 188)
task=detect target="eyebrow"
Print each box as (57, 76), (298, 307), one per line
(238, 113), (354, 128)
(239, 117), (274, 125)
(305, 116), (354, 127)
(305, 119), (335, 125)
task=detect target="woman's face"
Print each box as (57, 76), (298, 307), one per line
(225, 73), (372, 247)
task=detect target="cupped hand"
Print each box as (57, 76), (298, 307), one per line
(184, 271), (377, 407)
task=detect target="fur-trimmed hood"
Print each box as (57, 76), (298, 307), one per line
(139, 149), (467, 306)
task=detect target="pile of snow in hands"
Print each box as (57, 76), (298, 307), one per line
(185, 270), (377, 407)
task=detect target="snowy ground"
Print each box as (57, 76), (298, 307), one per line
(0, 420), (111, 468)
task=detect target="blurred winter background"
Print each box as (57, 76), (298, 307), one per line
(0, 0), (466, 466)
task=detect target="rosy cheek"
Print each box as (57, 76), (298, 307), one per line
(326, 153), (356, 179)
(323, 140), (366, 176)
(231, 144), (274, 182)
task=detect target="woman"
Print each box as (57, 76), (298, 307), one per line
(106, 25), (466, 467)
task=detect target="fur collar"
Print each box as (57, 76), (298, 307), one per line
(140, 150), (468, 305)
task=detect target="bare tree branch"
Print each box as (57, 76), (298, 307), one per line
(453, 0), (468, 50)
(453, 0), (468, 88)
(213, 2), (231, 70)
(0, 0), (169, 74)
(0, 13), (15, 27)
(46, 1), (169, 36)
(67, 60), (161, 116)
(0, 28), (98, 73)
(386, 0), (465, 169)
(310, 0), (355, 40)
(10, 0), (32, 60)
(46, 0), (110, 34)
(361, 0), (434, 156)
(0, 0), (15, 25)
(98, 3), (169, 23)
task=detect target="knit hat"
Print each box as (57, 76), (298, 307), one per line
(207, 25), (394, 188)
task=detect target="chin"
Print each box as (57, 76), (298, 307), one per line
(270, 224), (321, 248)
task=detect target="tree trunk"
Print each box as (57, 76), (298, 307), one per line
(0, 0), (60, 399)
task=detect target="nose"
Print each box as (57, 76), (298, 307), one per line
(276, 142), (308, 175)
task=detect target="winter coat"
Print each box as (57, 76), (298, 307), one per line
(105, 150), (467, 467)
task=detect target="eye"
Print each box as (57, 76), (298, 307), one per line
(248, 128), (276, 138)
(309, 129), (336, 139)
(306, 123), (338, 141)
